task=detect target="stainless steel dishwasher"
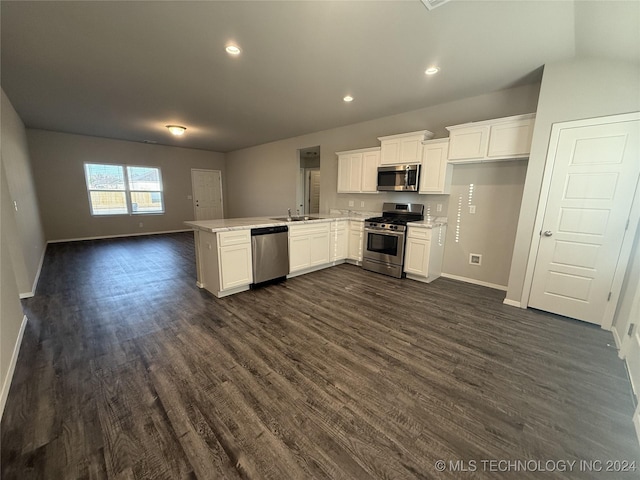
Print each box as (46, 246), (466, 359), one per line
(251, 225), (289, 285)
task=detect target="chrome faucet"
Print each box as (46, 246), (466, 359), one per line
(287, 208), (292, 221)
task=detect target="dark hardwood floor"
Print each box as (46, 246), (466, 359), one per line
(2, 232), (639, 479)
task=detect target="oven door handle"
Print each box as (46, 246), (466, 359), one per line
(364, 228), (405, 237)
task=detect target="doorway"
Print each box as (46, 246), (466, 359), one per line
(298, 146), (320, 215)
(191, 169), (224, 220)
(525, 113), (640, 326)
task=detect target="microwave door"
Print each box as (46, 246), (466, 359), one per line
(377, 170), (399, 191)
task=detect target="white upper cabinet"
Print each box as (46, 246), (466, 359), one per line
(486, 117), (535, 158)
(446, 113), (536, 163)
(378, 130), (434, 165)
(361, 150), (380, 192)
(336, 147), (380, 193)
(447, 125), (490, 161)
(419, 138), (452, 194)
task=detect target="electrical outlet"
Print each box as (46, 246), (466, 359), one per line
(348, 200), (354, 207)
(139, 222), (144, 228)
(436, 203), (442, 212)
(360, 201), (365, 207)
(469, 205), (476, 214)
(469, 254), (482, 265)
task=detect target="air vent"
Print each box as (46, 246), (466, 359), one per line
(421, 0), (453, 11)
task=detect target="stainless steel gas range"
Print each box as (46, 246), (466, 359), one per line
(362, 203), (424, 278)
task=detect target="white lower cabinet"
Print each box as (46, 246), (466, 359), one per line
(196, 229), (253, 298)
(289, 223), (330, 274)
(348, 221), (364, 263)
(219, 243), (253, 290)
(403, 225), (446, 283)
(330, 221), (348, 261)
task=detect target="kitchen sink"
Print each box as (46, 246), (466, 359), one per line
(270, 216), (322, 222)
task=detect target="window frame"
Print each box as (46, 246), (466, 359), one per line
(84, 162), (165, 217)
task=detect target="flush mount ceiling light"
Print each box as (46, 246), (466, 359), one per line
(225, 45), (241, 55)
(343, 95), (354, 102)
(425, 67), (440, 75)
(166, 125), (186, 136)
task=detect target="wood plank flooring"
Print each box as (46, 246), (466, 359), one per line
(2, 232), (639, 479)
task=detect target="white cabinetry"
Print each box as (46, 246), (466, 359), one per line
(336, 147), (380, 193)
(347, 221), (364, 263)
(196, 229), (253, 298)
(446, 113), (535, 163)
(378, 130), (434, 165)
(403, 225), (446, 283)
(289, 223), (331, 274)
(330, 220), (348, 262)
(419, 139), (452, 194)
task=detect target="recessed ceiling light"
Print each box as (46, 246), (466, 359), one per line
(166, 125), (186, 136)
(343, 95), (354, 102)
(425, 67), (440, 75)
(226, 45), (241, 55)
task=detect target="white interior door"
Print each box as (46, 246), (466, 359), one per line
(191, 169), (223, 221)
(528, 117), (640, 325)
(309, 170), (320, 214)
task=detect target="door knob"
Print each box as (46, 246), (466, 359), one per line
(543, 230), (553, 237)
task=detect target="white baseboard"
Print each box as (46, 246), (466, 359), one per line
(441, 272), (507, 291)
(47, 228), (192, 244)
(612, 326), (623, 353)
(18, 243), (48, 299)
(503, 298), (522, 308)
(0, 315), (27, 421)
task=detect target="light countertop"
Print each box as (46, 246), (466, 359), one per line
(185, 214), (447, 233)
(184, 213), (361, 233)
(407, 217), (448, 229)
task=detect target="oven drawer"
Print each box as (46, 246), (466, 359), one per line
(407, 227), (431, 241)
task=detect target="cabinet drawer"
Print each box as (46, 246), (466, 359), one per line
(407, 228), (432, 240)
(289, 223), (330, 237)
(330, 220), (348, 231)
(218, 230), (250, 246)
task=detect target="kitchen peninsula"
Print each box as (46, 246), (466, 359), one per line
(185, 214), (447, 298)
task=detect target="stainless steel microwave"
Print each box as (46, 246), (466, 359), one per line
(377, 164), (420, 192)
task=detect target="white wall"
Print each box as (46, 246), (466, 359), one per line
(0, 89), (40, 416)
(0, 182), (26, 417)
(612, 227), (640, 343)
(225, 84), (540, 287)
(27, 130), (227, 241)
(1, 90), (47, 295)
(505, 58), (640, 305)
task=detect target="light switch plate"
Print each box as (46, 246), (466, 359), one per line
(469, 205), (476, 214)
(348, 200), (354, 207)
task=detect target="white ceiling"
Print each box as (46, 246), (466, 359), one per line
(0, 1), (633, 153)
